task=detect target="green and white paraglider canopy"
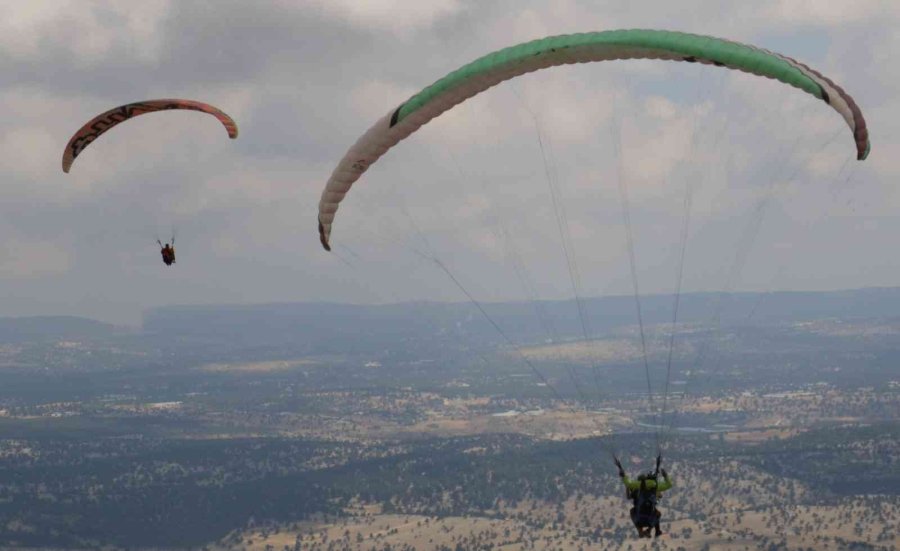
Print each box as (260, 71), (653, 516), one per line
(317, 29), (870, 251)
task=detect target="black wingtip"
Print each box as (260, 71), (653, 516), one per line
(318, 218), (331, 251)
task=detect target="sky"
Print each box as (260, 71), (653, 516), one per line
(1, 0), (898, 325)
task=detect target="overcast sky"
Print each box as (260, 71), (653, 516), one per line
(1, 0), (897, 325)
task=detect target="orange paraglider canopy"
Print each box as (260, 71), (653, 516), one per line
(62, 99), (238, 173)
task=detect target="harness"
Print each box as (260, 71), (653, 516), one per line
(157, 237), (176, 266)
(615, 455), (665, 530)
(631, 477), (659, 525)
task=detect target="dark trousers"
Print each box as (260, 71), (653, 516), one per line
(630, 507), (661, 534)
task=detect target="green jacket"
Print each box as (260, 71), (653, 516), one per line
(622, 474), (673, 496)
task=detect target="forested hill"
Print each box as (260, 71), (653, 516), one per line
(143, 286), (900, 347)
(0, 316), (115, 343)
(5, 287), (898, 349)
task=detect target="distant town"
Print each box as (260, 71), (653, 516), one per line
(0, 289), (896, 549)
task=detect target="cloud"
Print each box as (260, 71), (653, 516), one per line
(763, 0), (897, 26)
(349, 80), (417, 120)
(0, 237), (70, 279)
(0, 0), (897, 322)
(302, 0), (465, 33)
(0, 0), (170, 63)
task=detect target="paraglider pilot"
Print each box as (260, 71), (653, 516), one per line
(615, 455), (672, 538)
(157, 239), (175, 266)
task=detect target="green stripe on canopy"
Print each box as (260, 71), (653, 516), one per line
(396, 30), (823, 123)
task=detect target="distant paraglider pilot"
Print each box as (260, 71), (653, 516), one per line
(157, 239), (175, 266)
(615, 455), (672, 538)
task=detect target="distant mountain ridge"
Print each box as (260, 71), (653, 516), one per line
(0, 316), (116, 343)
(141, 287), (900, 354)
(4, 288), (898, 348)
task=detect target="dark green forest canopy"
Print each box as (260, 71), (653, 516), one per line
(0, 424), (895, 547)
